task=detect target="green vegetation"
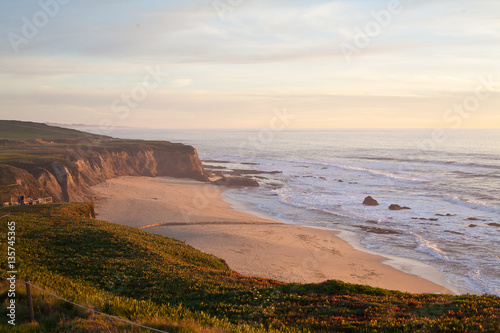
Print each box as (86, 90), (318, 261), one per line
(0, 120), (192, 166)
(0, 121), (105, 167)
(0, 121), (103, 141)
(0, 153), (67, 164)
(1, 204), (499, 332)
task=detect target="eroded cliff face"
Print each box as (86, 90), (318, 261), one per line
(0, 165), (55, 203)
(0, 140), (208, 203)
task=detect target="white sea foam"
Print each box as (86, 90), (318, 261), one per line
(411, 232), (449, 260)
(442, 195), (500, 215)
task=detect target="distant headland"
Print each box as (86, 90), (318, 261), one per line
(0, 120), (208, 204)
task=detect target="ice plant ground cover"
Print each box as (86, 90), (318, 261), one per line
(0, 203), (499, 332)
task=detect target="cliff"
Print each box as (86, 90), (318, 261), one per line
(0, 121), (208, 203)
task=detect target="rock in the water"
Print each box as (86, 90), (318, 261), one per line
(212, 176), (259, 187)
(389, 204), (411, 211)
(362, 196), (379, 206)
(356, 225), (402, 235)
(445, 230), (463, 235)
(467, 217), (487, 221)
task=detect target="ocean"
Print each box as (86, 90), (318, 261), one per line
(86, 128), (499, 296)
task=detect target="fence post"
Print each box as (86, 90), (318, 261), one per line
(25, 280), (35, 323)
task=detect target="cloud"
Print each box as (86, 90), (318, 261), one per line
(2, 0), (498, 64)
(0, 0), (499, 128)
(172, 79), (193, 88)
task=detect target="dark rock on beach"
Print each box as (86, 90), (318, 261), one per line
(267, 183), (283, 190)
(389, 204), (411, 211)
(356, 225), (402, 235)
(445, 230), (464, 235)
(203, 159), (231, 164)
(212, 176), (260, 187)
(362, 196), (379, 206)
(488, 223), (500, 227)
(203, 165), (227, 170)
(225, 169), (282, 177)
(235, 169), (282, 175)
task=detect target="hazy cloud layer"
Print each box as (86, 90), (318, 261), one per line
(0, 0), (499, 128)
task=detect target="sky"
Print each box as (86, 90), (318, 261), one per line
(0, 0), (499, 129)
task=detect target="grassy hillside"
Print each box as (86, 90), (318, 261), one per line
(0, 120), (196, 164)
(1, 204), (499, 332)
(0, 121), (103, 141)
(0, 120), (105, 166)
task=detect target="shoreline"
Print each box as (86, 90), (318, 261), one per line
(221, 192), (464, 295)
(92, 176), (457, 294)
(331, 229), (465, 294)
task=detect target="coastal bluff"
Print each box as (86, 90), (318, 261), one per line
(0, 121), (208, 203)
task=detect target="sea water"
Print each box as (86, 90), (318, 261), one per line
(86, 128), (499, 296)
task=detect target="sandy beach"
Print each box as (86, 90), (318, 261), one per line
(92, 176), (455, 294)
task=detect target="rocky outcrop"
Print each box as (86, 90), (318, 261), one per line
(362, 196), (379, 206)
(212, 176), (260, 187)
(0, 165), (57, 203)
(0, 140), (209, 203)
(389, 204), (411, 211)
